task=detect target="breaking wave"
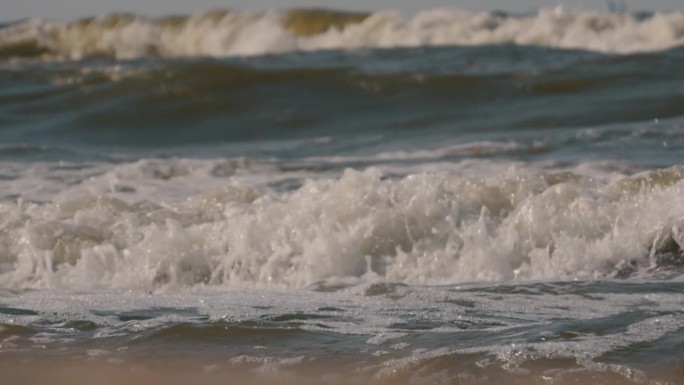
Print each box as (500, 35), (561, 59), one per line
(2, 162), (684, 290)
(2, 7), (684, 60)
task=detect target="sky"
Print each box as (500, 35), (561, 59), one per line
(1, 0), (682, 22)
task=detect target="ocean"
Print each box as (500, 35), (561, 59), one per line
(1, 7), (684, 384)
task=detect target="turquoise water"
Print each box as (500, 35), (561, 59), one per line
(2, 45), (684, 165)
(1, 8), (684, 384)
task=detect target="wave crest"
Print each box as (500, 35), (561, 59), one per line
(2, 8), (684, 60)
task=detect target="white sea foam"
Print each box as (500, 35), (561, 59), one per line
(2, 8), (684, 60)
(0, 157), (683, 290)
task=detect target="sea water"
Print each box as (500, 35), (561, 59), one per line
(1, 7), (684, 384)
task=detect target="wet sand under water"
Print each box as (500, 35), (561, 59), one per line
(3, 356), (683, 385)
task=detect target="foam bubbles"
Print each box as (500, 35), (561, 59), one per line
(2, 8), (684, 60)
(1, 159), (683, 290)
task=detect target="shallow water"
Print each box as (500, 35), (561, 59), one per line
(2, 281), (684, 384)
(1, 7), (684, 384)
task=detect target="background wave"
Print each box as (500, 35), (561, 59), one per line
(2, 45), (684, 167)
(2, 8), (684, 60)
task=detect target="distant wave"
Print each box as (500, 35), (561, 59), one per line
(2, 8), (684, 60)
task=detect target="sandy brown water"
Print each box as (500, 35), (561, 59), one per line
(4, 357), (683, 385)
